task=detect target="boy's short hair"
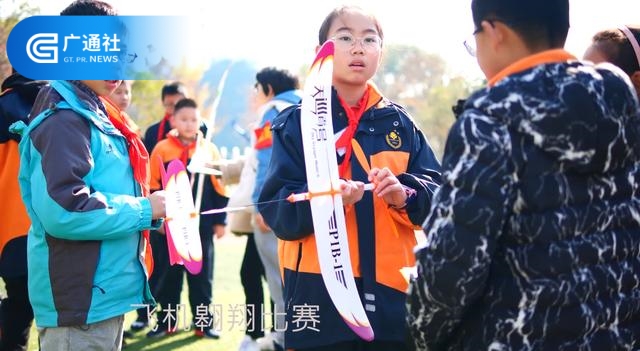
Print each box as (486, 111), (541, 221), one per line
(173, 98), (197, 114)
(471, 0), (569, 49)
(591, 26), (640, 76)
(60, 0), (117, 16)
(255, 67), (300, 96)
(161, 82), (187, 101)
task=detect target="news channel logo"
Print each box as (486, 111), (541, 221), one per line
(26, 33), (59, 63)
(8, 16), (187, 80)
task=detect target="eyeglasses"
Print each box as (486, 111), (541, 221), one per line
(463, 37), (477, 57)
(463, 19), (498, 57)
(332, 32), (382, 51)
(253, 82), (263, 94)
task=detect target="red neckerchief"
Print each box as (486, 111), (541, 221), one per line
(335, 88), (370, 177)
(166, 132), (197, 166)
(100, 96), (154, 275)
(157, 113), (171, 142)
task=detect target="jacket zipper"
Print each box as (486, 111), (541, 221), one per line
(286, 242), (304, 311)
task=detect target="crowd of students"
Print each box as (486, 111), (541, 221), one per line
(1, 0), (640, 350)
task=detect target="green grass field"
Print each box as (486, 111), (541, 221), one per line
(9, 230), (425, 350)
(19, 234), (267, 351)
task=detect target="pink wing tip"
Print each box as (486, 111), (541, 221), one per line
(159, 155), (169, 188)
(347, 322), (374, 341)
(184, 261), (202, 275)
(310, 40), (334, 70)
(167, 159), (186, 175)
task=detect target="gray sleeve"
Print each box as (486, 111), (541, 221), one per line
(31, 110), (107, 212)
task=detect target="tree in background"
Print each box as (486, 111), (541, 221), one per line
(126, 80), (165, 128)
(374, 44), (483, 158)
(183, 45), (482, 159)
(376, 44), (448, 100)
(1, 0), (482, 159)
(0, 0), (38, 80)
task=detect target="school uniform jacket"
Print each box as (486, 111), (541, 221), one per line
(144, 116), (208, 155)
(258, 86), (442, 348)
(149, 132), (228, 232)
(407, 51), (640, 350)
(0, 73), (46, 278)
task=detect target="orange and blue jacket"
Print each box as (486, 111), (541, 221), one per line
(258, 86), (441, 348)
(149, 131), (228, 232)
(0, 73), (46, 278)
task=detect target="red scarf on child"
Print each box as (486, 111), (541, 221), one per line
(335, 88), (370, 177)
(166, 132), (197, 166)
(157, 113), (172, 142)
(100, 97), (154, 275)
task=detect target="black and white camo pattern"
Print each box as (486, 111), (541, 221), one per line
(407, 61), (640, 351)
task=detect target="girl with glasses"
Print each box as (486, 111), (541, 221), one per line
(258, 5), (442, 351)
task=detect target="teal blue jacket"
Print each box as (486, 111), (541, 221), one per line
(12, 80), (158, 327)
